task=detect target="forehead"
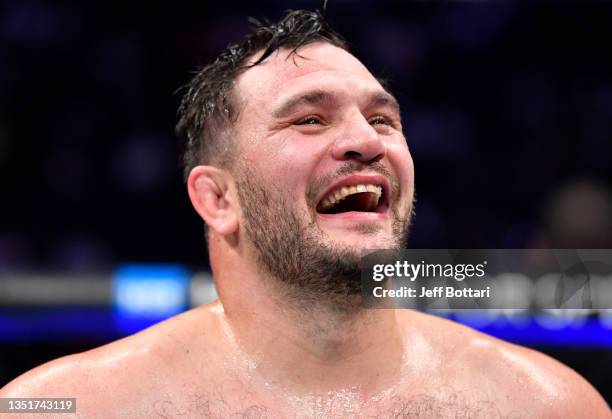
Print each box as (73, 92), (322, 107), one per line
(234, 42), (385, 109)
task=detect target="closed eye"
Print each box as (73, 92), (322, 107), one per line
(368, 115), (392, 126)
(295, 115), (323, 125)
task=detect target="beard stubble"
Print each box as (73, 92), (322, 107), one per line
(235, 163), (413, 310)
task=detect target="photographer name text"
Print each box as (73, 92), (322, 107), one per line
(372, 286), (491, 299)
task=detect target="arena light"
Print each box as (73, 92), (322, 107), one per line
(111, 264), (190, 333)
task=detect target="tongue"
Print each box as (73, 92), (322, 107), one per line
(323, 192), (379, 214)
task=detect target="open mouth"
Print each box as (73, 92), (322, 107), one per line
(316, 182), (388, 215)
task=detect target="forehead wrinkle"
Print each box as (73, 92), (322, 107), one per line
(234, 44), (398, 131)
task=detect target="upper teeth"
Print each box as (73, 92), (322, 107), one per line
(319, 184), (383, 210)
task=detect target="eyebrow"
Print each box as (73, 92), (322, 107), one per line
(272, 90), (334, 118)
(272, 89), (401, 119)
(366, 91), (401, 115)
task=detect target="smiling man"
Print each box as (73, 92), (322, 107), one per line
(1, 10), (610, 418)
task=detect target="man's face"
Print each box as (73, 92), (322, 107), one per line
(231, 42), (415, 300)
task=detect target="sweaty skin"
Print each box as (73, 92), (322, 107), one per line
(1, 43), (610, 418)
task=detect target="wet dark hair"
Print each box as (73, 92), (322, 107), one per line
(176, 9), (348, 180)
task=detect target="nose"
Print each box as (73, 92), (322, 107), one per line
(331, 113), (386, 163)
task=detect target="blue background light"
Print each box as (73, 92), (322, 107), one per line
(111, 264), (190, 334)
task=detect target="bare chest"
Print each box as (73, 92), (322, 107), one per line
(145, 381), (526, 419)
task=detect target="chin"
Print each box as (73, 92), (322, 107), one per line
(325, 229), (399, 250)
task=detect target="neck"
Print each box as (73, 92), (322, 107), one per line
(212, 241), (405, 395)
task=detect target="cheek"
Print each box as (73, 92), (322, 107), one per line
(267, 136), (328, 185)
(387, 138), (415, 187)
(242, 145), (314, 195)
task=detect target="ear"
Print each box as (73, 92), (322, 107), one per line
(187, 165), (239, 236)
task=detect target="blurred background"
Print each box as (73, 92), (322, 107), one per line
(1, 0), (611, 405)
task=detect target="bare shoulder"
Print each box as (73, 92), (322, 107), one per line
(397, 310), (611, 418)
(0, 302), (224, 416)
